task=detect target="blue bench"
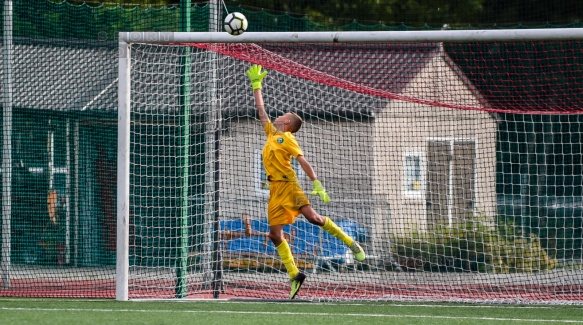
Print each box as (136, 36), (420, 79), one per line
(220, 218), (368, 271)
(220, 219), (290, 254)
(221, 219), (263, 254)
(292, 220), (320, 255)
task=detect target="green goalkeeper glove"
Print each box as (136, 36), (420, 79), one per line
(246, 64), (268, 90)
(311, 180), (331, 203)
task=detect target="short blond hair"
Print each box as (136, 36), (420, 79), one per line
(288, 112), (303, 133)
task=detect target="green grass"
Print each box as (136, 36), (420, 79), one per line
(1, 298), (583, 324)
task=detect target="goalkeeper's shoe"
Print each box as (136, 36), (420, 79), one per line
(289, 272), (306, 299)
(349, 242), (366, 262)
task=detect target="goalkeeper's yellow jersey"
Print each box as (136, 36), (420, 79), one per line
(262, 121), (303, 182)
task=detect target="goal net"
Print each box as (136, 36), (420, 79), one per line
(117, 30), (583, 303)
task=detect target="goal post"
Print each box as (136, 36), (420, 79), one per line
(118, 29), (583, 302)
(116, 38), (131, 302)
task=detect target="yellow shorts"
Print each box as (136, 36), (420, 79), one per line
(267, 181), (310, 226)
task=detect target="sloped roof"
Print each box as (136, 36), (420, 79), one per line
(1, 40), (118, 112)
(1, 41), (460, 117)
(203, 42), (445, 117)
(446, 41), (583, 113)
(263, 43), (440, 95)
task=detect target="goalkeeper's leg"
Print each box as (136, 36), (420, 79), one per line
(300, 205), (366, 262)
(270, 225), (305, 299)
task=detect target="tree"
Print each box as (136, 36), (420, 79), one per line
(57, 0), (583, 27)
(229, 0), (582, 26)
(230, 0), (485, 26)
(481, 0), (583, 25)
(64, 0), (178, 6)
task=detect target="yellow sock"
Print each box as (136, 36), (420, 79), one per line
(276, 240), (299, 279)
(322, 217), (354, 246)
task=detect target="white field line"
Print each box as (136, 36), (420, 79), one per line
(0, 298), (571, 309)
(0, 307), (582, 323)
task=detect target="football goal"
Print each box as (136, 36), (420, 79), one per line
(117, 29), (583, 302)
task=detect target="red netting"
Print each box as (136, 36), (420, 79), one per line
(189, 41), (583, 114)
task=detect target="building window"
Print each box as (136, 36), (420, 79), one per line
(403, 151), (425, 198)
(255, 149), (302, 196)
(257, 150), (270, 194)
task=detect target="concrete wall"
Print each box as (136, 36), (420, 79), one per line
(373, 53), (497, 237)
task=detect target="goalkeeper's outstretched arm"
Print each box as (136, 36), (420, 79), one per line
(296, 155), (317, 181)
(246, 64), (269, 127)
(297, 155), (331, 203)
(253, 88), (269, 127)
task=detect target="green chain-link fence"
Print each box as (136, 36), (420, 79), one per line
(1, 0), (582, 298)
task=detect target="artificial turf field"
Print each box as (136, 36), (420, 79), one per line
(1, 298), (583, 324)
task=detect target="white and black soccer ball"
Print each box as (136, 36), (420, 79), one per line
(224, 12), (248, 36)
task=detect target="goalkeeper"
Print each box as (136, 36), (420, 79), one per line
(246, 64), (366, 300)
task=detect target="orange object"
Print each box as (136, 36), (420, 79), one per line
(47, 189), (57, 224)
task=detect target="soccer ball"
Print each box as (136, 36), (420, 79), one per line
(224, 12), (248, 36)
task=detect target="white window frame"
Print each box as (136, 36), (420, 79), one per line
(403, 150), (426, 200)
(254, 149), (270, 197)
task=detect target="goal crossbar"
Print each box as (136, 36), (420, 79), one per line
(120, 29), (583, 44)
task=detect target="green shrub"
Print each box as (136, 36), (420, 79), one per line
(390, 212), (557, 273)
